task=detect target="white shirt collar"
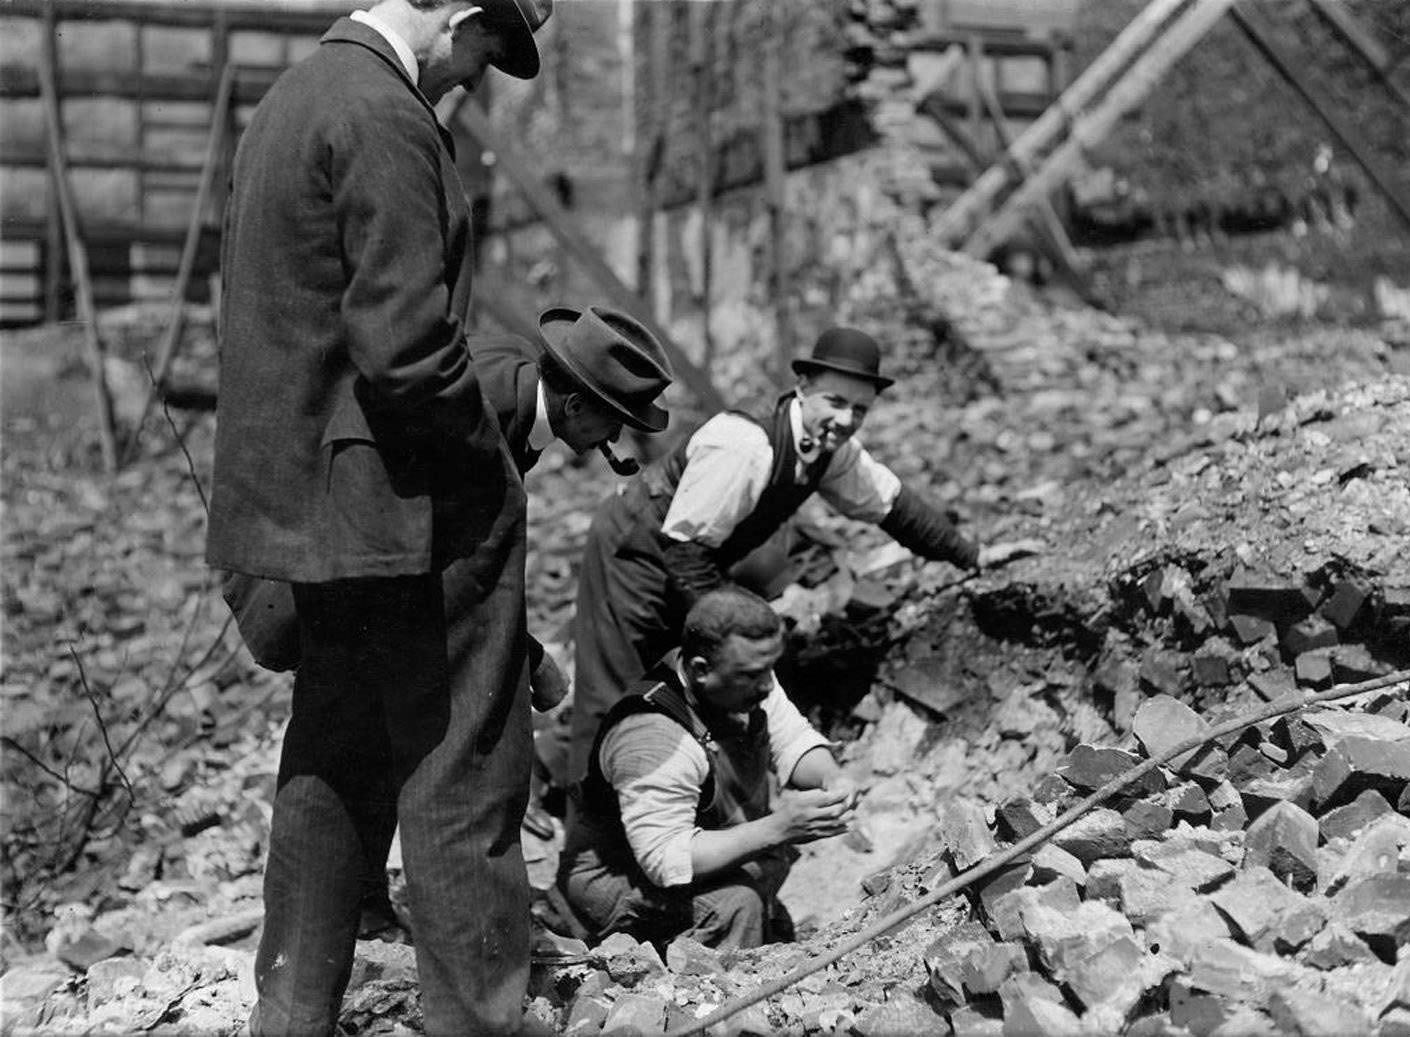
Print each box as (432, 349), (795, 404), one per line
(350, 9), (419, 86)
(789, 395), (821, 464)
(527, 379), (556, 452)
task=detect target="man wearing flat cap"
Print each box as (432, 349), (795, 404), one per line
(567, 327), (1004, 787)
(207, 0), (555, 1032)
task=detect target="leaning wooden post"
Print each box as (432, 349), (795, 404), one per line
(963, 0), (1236, 260)
(455, 100), (727, 412)
(1230, 1), (1410, 232)
(934, 0), (1190, 245)
(690, 0), (716, 367)
(123, 62), (237, 465)
(38, 10), (119, 472)
(760, 0), (789, 384)
(1305, 0), (1410, 111)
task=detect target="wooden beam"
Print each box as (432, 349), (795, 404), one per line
(918, 93), (986, 172)
(1230, 1), (1410, 232)
(4, 0), (356, 33)
(690, 0), (716, 366)
(123, 63), (236, 465)
(935, 0), (1191, 245)
(1305, 0), (1410, 110)
(0, 66), (278, 103)
(455, 99), (725, 413)
(760, 0), (789, 383)
(38, 5), (119, 471)
(963, 0), (1236, 260)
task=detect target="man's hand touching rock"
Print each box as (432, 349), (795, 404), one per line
(769, 788), (855, 845)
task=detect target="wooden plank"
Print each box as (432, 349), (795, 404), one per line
(760, 0), (789, 383)
(1, 66), (278, 103)
(1, 146), (212, 173)
(455, 99), (726, 413)
(1230, 1), (1410, 231)
(5, 0), (356, 33)
(1305, 0), (1410, 110)
(935, 0), (1191, 245)
(123, 62), (235, 464)
(690, 0), (716, 366)
(963, 0), (1236, 259)
(38, 4), (119, 471)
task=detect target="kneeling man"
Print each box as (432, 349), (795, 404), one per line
(558, 587), (856, 950)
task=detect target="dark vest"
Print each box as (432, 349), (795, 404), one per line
(568, 655), (771, 877)
(637, 396), (832, 568)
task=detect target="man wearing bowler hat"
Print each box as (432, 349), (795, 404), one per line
(567, 327), (1005, 787)
(207, 0), (555, 1032)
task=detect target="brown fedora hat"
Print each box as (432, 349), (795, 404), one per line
(537, 305), (673, 432)
(791, 326), (894, 390)
(481, 0), (553, 80)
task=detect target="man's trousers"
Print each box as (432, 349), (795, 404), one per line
(250, 538), (532, 1035)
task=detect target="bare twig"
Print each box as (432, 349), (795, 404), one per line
(140, 354), (211, 517)
(69, 645), (134, 805)
(0, 737), (101, 796)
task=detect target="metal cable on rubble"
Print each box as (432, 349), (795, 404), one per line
(667, 668), (1410, 1037)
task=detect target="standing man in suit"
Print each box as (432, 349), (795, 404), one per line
(207, 2), (555, 1033)
(568, 327), (1027, 786)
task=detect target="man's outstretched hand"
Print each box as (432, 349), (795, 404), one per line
(530, 651), (570, 713)
(977, 538), (1044, 571)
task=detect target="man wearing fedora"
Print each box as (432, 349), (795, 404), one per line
(207, 0), (555, 1033)
(567, 327), (998, 786)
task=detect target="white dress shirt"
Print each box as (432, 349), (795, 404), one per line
(660, 396), (902, 547)
(350, 9), (419, 86)
(526, 381), (555, 453)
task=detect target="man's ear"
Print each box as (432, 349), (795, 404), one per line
(448, 6), (484, 31)
(562, 392), (584, 417)
(684, 654), (712, 683)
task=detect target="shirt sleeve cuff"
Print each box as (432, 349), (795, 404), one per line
(777, 732), (833, 788)
(646, 828), (700, 888)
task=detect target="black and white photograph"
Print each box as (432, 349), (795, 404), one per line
(1, 0), (1409, 1033)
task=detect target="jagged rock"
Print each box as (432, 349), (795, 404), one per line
(1131, 840), (1235, 892)
(939, 798), (998, 870)
(1065, 934), (1176, 1019)
(1379, 1007), (1410, 1037)
(1192, 647), (1234, 688)
(959, 943), (1027, 997)
(664, 936), (723, 977)
(1056, 744), (1163, 793)
(1312, 736), (1410, 810)
(1330, 874), (1410, 954)
(924, 922), (994, 1004)
(1139, 650), (1186, 698)
(1118, 867), (1202, 927)
(1319, 579), (1370, 630)
(1269, 986), (1369, 1035)
(1122, 799), (1174, 841)
(1225, 571), (1317, 624)
(1032, 773), (1077, 807)
(1295, 651), (1334, 689)
(1298, 921), (1377, 970)
(975, 862), (1032, 938)
(1330, 644), (1389, 684)
(1052, 809), (1130, 864)
(1244, 801), (1319, 890)
(994, 797), (1052, 843)
(1162, 783), (1212, 823)
(1133, 694), (1211, 771)
(601, 991), (668, 1035)
(949, 1002), (1004, 1037)
(593, 932), (667, 986)
(1029, 844), (1085, 887)
(1239, 760), (1317, 815)
(1324, 813), (1410, 895)
(0, 957), (74, 1031)
(1168, 977), (1236, 1035)
(1248, 667), (1297, 701)
(1086, 858), (1139, 904)
(1208, 779), (1249, 832)
(1229, 613), (1277, 646)
(853, 994), (945, 1035)
(998, 973), (1081, 1036)
(1207, 866), (1325, 953)
(1019, 896), (1134, 977)
(84, 956), (147, 1011)
(988, 878), (1080, 942)
(1182, 937), (1305, 1003)
(1146, 898), (1234, 962)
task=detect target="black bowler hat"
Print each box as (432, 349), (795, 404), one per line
(537, 305), (673, 432)
(791, 327), (894, 391)
(482, 0), (553, 80)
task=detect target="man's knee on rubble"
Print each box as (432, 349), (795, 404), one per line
(556, 586), (859, 951)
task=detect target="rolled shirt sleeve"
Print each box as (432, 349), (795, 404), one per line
(599, 714), (710, 888)
(761, 677), (833, 785)
(660, 415), (774, 547)
(816, 439), (903, 524)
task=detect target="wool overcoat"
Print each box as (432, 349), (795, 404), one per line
(207, 18), (511, 582)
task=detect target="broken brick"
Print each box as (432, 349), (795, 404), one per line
(1057, 744), (1164, 794)
(1319, 789), (1394, 844)
(1244, 801), (1320, 890)
(1282, 614), (1338, 657)
(1318, 579), (1370, 630)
